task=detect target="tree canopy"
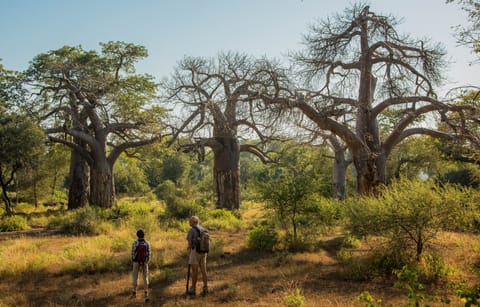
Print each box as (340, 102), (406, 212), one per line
(23, 41), (167, 208)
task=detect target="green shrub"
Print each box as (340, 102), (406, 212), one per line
(418, 253), (450, 284)
(342, 235), (362, 249)
(282, 288), (305, 307)
(247, 220), (279, 251)
(164, 201), (204, 221)
(155, 181), (205, 221)
(204, 209), (243, 230)
(337, 244), (414, 281)
(452, 271), (480, 306)
(345, 179), (467, 262)
(54, 206), (110, 236)
(0, 215), (30, 231)
(125, 213), (159, 238)
(355, 291), (382, 307)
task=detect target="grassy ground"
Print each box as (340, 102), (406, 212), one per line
(0, 203), (479, 306)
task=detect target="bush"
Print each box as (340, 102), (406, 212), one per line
(342, 235), (362, 249)
(110, 200), (163, 220)
(345, 179), (465, 262)
(0, 215), (30, 232)
(204, 209), (243, 230)
(53, 206), (110, 236)
(283, 288), (305, 307)
(247, 220), (279, 251)
(155, 180), (206, 220)
(337, 244), (414, 281)
(417, 253), (450, 284)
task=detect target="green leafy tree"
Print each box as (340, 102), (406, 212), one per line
(0, 62), (45, 215)
(346, 179), (463, 261)
(0, 111), (45, 215)
(113, 154), (149, 195)
(386, 136), (445, 181)
(24, 42), (166, 208)
(258, 144), (334, 248)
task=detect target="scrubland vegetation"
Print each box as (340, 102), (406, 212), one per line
(1, 178), (480, 306)
(2, 2), (480, 306)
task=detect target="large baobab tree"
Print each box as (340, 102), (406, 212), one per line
(163, 52), (285, 209)
(25, 42), (165, 208)
(261, 4), (476, 194)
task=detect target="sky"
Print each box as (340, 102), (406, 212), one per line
(1, 0), (479, 96)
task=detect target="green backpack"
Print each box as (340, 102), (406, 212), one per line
(194, 226), (210, 253)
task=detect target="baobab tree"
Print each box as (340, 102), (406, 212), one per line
(260, 4), (476, 194)
(25, 42), (166, 208)
(163, 52), (286, 209)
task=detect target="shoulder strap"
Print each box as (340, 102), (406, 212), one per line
(193, 225), (201, 235)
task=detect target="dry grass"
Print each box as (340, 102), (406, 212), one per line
(0, 206), (479, 307)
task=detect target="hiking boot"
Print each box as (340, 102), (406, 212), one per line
(187, 286), (196, 296)
(202, 286), (209, 296)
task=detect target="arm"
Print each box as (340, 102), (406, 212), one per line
(131, 240), (137, 261)
(186, 229), (194, 251)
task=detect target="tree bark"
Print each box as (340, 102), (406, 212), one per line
(1, 184), (13, 216)
(67, 148), (90, 210)
(212, 137), (240, 210)
(89, 159), (115, 208)
(0, 169), (13, 216)
(352, 149), (386, 195)
(332, 150), (348, 200)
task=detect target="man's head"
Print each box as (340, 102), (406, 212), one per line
(189, 216), (199, 226)
(136, 229), (145, 239)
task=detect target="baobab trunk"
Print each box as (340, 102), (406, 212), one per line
(89, 160), (115, 208)
(67, 148), (90, 210)
(353, 150), (386, 195)
(332, 149), (349, 200)
(212, 137), (240, 210)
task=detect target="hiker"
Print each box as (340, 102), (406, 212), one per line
(131, 229), (151, 300)
(186, 216), (208, 296)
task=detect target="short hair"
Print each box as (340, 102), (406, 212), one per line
(190, 216), (199, 224)
(136, 229), (145, 238)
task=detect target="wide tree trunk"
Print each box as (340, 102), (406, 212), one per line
(332, 149), (349, 200)
(353, 150), (386, 195)
(67, 149), (90, 210)
(89, 159), (115, 208)
(212, 137), (240, 210)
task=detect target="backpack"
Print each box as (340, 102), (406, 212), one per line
(194, 226), (210, 253)
(134, 240), (148, 263)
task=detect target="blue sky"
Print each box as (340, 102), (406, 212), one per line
(1, 0), (478, 94)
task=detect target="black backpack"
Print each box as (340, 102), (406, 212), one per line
(134, 240), (148, 263)
(194, 226), (210, 253)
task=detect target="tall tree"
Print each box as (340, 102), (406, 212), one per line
(163, 52), (285, 209)
(0, 63), (46, 215)
(261, 4), (476, 194)
(25, 42), (166, 208)
(0, 111), (45, 216)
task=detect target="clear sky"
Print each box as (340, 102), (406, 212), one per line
(1, 0), (478, 95)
